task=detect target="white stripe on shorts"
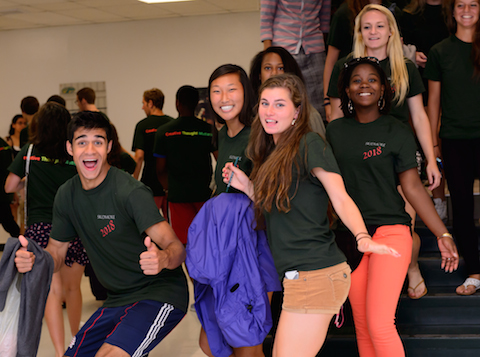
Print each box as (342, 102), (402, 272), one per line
(132, 303), (175, 357)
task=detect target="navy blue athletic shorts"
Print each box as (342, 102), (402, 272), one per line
(65, 300), (185, 357)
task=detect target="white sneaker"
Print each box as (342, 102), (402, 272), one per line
(433, 198), (447, 222)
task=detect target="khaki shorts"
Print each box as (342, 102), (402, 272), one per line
(282, 262), (351, 314)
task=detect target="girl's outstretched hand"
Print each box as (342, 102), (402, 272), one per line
(222, 162), (254, 199)
(357, 238), (401, 258)
(437, 236), (459, 273)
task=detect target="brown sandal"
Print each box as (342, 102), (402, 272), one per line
(408, 279), (427, 299)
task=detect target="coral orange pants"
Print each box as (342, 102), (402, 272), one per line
(349, 225), (412, 357)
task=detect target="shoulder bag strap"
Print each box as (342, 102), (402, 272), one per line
(24, 144), (33, 228)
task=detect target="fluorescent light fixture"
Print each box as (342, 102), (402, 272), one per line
(139, 0), (194, 3)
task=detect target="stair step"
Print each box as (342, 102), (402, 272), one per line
(397, 294), (480, 326)
(416, 257), (467, 287)
(323, 296), (480, 334)
(417, 191), (480, 222)
(263, 333), (480, 357)
(398, 325), (480, 335)
(318, 334), (480, 357)
(326, 323), (480, 337)
(416, 225), (480, 253)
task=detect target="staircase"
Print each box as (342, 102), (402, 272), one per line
(263, 222), (480, 356)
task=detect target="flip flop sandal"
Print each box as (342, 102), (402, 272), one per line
(408, 278), (427, 299)
(457, 277), (480, 296)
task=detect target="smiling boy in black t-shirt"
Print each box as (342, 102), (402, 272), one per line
(15, 111), (188, 357)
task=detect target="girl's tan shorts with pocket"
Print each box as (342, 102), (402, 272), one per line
(282, 262), (351, 314)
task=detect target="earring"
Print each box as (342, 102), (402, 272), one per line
(348, 99), (354, 114)
(291, 118), (296, 126)
(378, 96), (385, 111)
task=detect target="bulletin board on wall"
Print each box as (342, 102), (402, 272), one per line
(59, 81), (107, 115)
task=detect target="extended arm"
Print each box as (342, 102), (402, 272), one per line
(133, 149), (144, 180)
(427, 80), (442, 159)
(312, 167), (399, 257)
(312, 168), (366, 236)
(399, 167), (458, 271)
(140, 221), (186, 275)
(407, 94), (441, 189)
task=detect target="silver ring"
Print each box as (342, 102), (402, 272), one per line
(447, 258), (451, 260)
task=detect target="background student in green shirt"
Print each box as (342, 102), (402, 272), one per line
(6, 102), (84, 357)
(425, 0), (480, 295)
(153, 85), (214, 245)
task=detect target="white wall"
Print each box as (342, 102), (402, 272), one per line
(0, 11), (262, 152)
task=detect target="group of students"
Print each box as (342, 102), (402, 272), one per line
(196, 0), (477, 356)
(324, 0), (480, 300)
(3, 94), (143, 357)
(199, 58), (453, 357)
(6, 0), (480, 356)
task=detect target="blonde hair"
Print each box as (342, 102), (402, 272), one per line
(404, 0), (427, 15)
(353, 4), (409, 104)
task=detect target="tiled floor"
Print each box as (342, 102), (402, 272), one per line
(34, 267), (205, 357)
